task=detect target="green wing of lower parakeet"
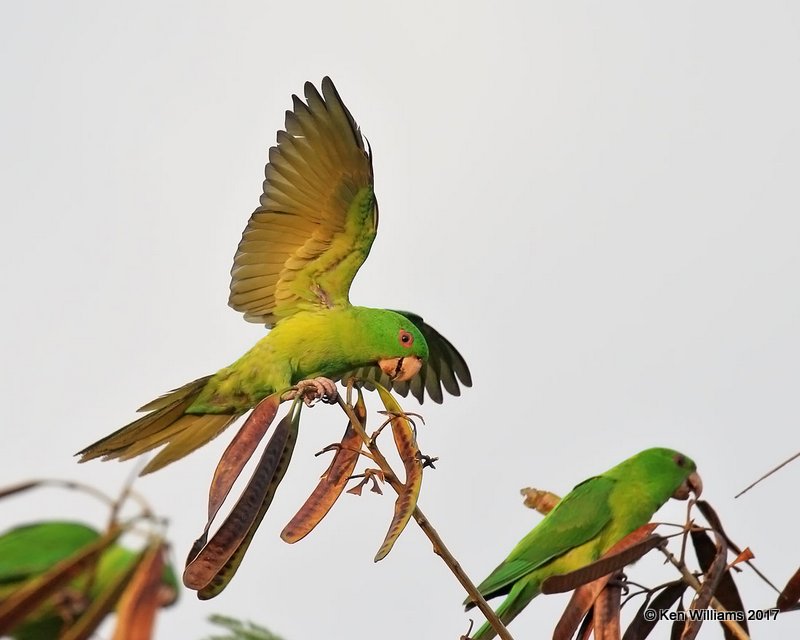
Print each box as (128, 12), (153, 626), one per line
(228, 77), (377, 326)
(0, 522), (100, 583)
(474, 476), (615, 600)
(343, 311), (472, 403)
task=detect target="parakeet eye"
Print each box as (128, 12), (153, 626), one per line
(674, 454), (686, 467)
(399, 329), (414, 348)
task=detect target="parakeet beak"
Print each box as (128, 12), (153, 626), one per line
(379, 356), (423, 382)
(672, 471), (703, 500)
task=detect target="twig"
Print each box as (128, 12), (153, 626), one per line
(735, 450), (800, 498)
(108, 460), (154, 528)
(336, 396), (514, 640)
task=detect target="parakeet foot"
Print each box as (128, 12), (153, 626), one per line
(607, 572), (628, 591)
(282, 377), (338, 406)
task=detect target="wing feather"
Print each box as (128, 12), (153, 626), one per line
(229, 77), (376, 326)
(475, 476), (615, 600)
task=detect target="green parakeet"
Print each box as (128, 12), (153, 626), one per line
(78, 77), (470, 474)
(465, 447), (703, 640)
(0, 521), (178, 639)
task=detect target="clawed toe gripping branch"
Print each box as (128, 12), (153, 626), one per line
(282, 377), (339, 407)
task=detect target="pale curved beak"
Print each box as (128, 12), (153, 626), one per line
(672, 471), (703, 500)
(378, 356), (423, 382)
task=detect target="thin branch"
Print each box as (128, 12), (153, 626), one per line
(735, 450), (800, 498)
(335, 396), (514, 640)
(108, 460), (155, 527)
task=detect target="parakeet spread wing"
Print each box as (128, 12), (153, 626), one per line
(343, 311), (472, 403)
(229, 77), (377, 326)
(475, 476), (615, 599)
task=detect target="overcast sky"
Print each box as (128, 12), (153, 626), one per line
(2, 2), (800, 639)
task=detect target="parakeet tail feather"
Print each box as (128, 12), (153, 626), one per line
(77, 376), (241, 474)
(470, 577), (540, 640)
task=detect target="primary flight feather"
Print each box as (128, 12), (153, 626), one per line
(78, 77), (471, 474)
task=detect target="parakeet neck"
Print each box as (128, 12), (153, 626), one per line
(271, 306), (396, 382)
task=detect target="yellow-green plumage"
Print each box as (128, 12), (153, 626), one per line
(78, 78), (471, 475)
(80, 307), (429, 473)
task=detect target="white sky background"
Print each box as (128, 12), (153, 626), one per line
(2, 2), (800, 639)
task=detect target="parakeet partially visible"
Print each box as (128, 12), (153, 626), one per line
(78, 77), (470, 475)
(465, 447), (703, 640)
(0, 521), (178, 640)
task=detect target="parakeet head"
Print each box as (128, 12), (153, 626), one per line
(351, 308), (429, 381)
(622, 447), (703, 501)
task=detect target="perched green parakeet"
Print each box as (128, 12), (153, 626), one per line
(0, 521), (178, 639)
(78, 77), (470, 474)
(465, 447), (703, 640)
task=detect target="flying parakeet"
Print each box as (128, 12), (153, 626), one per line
(465, 447), (703, 640)
(78, 77), (470, 474)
